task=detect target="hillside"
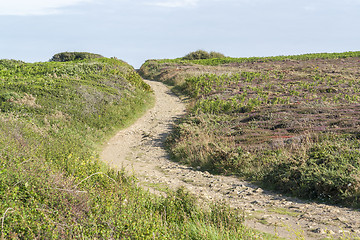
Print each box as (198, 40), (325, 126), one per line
(0, 54), (258, 239)
(139, 51), (360, 208)
(2, 50), (360, 239)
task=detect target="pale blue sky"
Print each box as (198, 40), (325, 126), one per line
(0, 0), (359, 68)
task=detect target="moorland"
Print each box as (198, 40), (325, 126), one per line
(140, 50), (360, 208)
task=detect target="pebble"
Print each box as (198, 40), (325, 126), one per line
(313, 228), (326, 234)
(251, 200), (262, 205)
(253, 188), (263, 193)
(335, 216), (348, 222)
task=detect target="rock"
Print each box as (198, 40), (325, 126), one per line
(300, 213), (312, 219)
(253, 188), (263, 193)
(335, 216), (348, 222)
(312, 228), (326, 234)
(251, 200), (262, 205)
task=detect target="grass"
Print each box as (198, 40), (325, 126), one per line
(142, 51), (360, 67)
(0, 55), (261, 239)
(268, 208), (300, 217)
(139, 51), (360, 208)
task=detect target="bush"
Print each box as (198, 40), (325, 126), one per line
(50, 52), (104, 62)
(209, 51), (226, 58)
(263, 136), (360, 207)
(183, 50), (225, 60)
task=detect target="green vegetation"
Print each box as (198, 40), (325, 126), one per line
(268, 208), (300, 217)
(0, 55), (260, 239)
(142, 51), (360, 67)
(140, 51), (360, 208)
(183, 50), (226, 60)
(50, 52), (104, 62)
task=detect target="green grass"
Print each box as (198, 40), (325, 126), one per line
(142, 51), (360, 67)
(0, 56), (259, 239)
(268, 208), (300, 217)
(140, 51), (360, 208)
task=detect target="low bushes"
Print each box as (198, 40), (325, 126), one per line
(183, 50), (226, 60)
(50, 52), (104, 62)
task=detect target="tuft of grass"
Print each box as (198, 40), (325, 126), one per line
(268, 208), (300, 217)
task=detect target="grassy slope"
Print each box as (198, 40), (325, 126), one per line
(139, 51), (360, 208)
(0, 57), (262, 239)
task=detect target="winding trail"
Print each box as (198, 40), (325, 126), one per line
(101, 80), (360, 240)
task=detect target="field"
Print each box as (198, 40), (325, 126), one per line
(140, 52), (360, 208)
(0, 54), (261, 239)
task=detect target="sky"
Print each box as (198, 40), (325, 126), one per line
(0, 0), (359, 68)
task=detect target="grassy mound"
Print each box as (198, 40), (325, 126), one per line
(0, 56), (258, 239)
(183, 50), (226, 60)
(140, 51), (360, 207)
(49, 52), (104, 62)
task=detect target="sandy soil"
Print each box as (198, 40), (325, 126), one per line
(101, 80), (360, 240)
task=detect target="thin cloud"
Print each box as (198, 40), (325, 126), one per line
(0, 0), (94, 16)
(149, 0), (199, 8)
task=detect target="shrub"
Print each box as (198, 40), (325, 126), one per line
(183, 50), (225, 60)
(263, 136), (360, 207)
(209, 51), (226, 58)
(50, 52), (104, 62)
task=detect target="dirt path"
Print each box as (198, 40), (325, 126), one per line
(101, 80), (360, 240)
